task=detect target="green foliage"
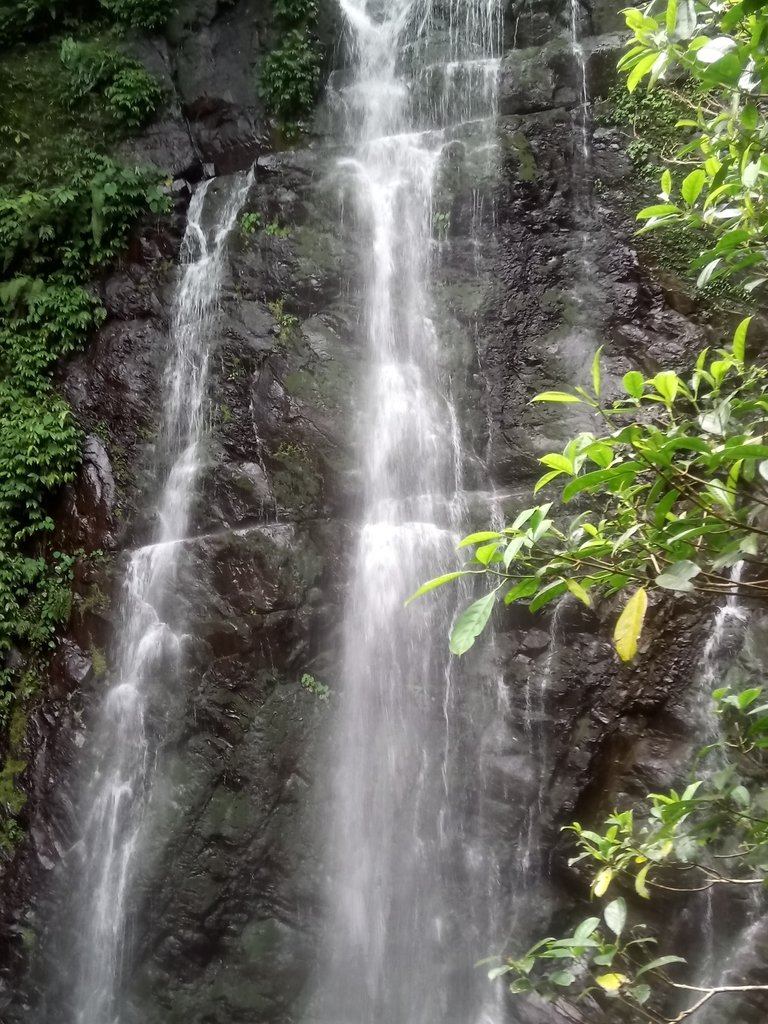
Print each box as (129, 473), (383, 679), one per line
(0, 157), (169, 277)
(98, 0), (175, 30)
(413, 322), (768, 661)
(268, 299), (301, 344)
(60, 37), (162, 128)
(260, 0), (322, 133)
(0, 0), (172, 48)
(260, 27), (322, 129)
(273, 0), (317, 23)
(301, 672), (331, 701)
(265, 219), (290, 237)
(490, 687), (768, 1020)
(239, 211), (263, 235)
(620, 0), (768, 290)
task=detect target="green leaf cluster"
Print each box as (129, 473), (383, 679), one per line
(0, 1), (172, 851)
(60, 37), (162, 128)
(412, 322), (768, 660)
(0, 0), (174, 48)
(620, 0), (768, 290)
(492, 687), (768, 1020)
(259, 0), (323, 134)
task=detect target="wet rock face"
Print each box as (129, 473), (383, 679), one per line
(1, 0), (757, 1021)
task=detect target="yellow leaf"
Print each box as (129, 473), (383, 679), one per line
(593, 866), (613, 898)
(613, 587), (648, 662)
(596, 973), (629, 992)
(635, 863), (651, 899)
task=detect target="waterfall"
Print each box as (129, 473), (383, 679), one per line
(310, 3), (504, 1023)
(47, 173), (250, 1024)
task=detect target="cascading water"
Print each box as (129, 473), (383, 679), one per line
(45, 174), (250, 1024)
(310, 3), (504, 1024)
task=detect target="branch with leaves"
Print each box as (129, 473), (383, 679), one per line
(409, 320), (768, 661)
(620, 0), (768, 290)
(482, 688), (768, 1023)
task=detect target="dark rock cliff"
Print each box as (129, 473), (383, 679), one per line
(1, 1), (764, 1022)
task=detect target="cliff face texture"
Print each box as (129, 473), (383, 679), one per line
(1, 1), (765, 1022)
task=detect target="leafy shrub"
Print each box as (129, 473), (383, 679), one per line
(60, 38), (162, 128)
(260, 28), (321, 126)
(98, 0), (175, 30)
(104, 65), (162, 126)
(239, 211), (262, 235)
(0, 0), (61, 47)
(0, 157), (170, 276)
(273, 0), (317, 24)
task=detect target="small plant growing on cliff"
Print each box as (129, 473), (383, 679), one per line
(265, 219), (290, 238)
(268, 299), (300, 344)
(487, 686), (768, 1021)
(239, 211), (262, 235)
(259, 27), (322, 130)
(60, 39), (162, 129)
(273, 0), (318, 24)
(301, 672), (331, 702)
(99, 0), (175, 30)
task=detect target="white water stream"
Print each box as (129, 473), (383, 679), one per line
(310, 4), (503, 1024)
(56, 174), (250, 1024)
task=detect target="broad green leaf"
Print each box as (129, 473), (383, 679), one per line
(457, 531), (502, 549)
(665, 0), (678, 35)
(566, 578), (592, 607)
(504, 577), (540, 604)
(503, 536), (526, 568)
(475, 542), (501, 566)
(636, 955), (686, 979)
(487, 965), (512, 980)
(591, 347), (603, 398)
(697, 258), (722, 288)
(636, 203), (680, 219)
(510, 507), (536, 531)
(596, 973), (628, 992)
(733, 316), (752, 363)
(531, 391), (582, 404)
(450, 590), (498, 656)
(628, 52), (660, 92)
(613, 588), (647, 663)
(540, 453), (573, 474)
(405, 571), (472, 607)
(573, 916), (601, 943)
(550, 970), (576, 987)
(534, 470), (562, 494)
(655, 559), (701, 593)
(562, 464), (640, 502)
(661, 168), (672, 198)
(630, 983), (652, 1005)
(529, 580), (567, 613)
(742, 161), (760, 188)
(741, 103), (759, 131)
(681, 169), (706, 205)
(623, 370), (644, 399)
(652, 370), (679, 404)
(508, 978), (532, 994)
(604, 897), (627, 937)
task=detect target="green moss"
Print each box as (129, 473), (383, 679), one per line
(510, 131), (537, 182)
(90, 646), (108, 678)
